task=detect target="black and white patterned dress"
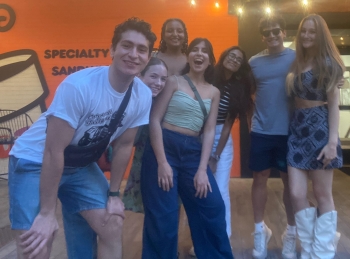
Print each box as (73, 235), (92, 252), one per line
(287, 70), (343, 170)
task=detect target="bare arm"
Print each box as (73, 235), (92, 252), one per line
(40, 117), (75, 214)
(149, 76), (177, 191)
(100, 127), (139, 224)
(317, 87), (340, 168)
(209, 117), (234, 173)
(327, 87), (340, 146)
(20, 116), (75, 257)
(194, 87), (220, 198)
(198, 87), (220, 169)
(213, 117), (234, 157)
(109, 127), (139, 192)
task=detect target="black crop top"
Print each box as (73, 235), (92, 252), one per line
(294, 70), (327, 102)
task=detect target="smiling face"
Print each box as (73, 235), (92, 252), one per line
(300, 19), (317, 50)
(223, 49), (243, 73)
(110, 30), (150, 77)
(163, 20), (185, 49)
(140, 64), (168, 97)
(261, 23), (286, 50)
(187, 41), (211, 73)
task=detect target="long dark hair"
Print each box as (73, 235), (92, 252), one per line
(181, 38), (216, 83)
(158, 18), (188, 53)
(213, 46), (254, 121)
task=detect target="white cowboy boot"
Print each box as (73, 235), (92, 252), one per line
(295, 207), (316, 259)
(311, 210), (338, 259)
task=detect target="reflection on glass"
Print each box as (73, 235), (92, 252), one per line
(340, 58), (350, 106)
(340, 56), (350, 141)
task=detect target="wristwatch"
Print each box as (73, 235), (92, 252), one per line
(108, 190), (120, 197)
(211, 154), (220, 161)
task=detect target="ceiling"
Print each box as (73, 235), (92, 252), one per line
(236, 0), (350, 13)
(278, 0), (350, 13)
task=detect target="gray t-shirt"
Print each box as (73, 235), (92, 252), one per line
(249, 48), (295, 135)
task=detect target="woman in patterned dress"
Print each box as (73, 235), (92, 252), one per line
(286, 14), (345, 259)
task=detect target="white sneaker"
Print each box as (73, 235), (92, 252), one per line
(189, 246), (196, 257)
(281, 231), (297, 259)
(252, 225), (272, 259)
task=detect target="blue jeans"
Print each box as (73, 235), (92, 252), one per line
(141, 129), (234, 259)
(8, 156), (107, 259)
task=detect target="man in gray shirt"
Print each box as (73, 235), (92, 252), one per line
(249, 15), (296, 259)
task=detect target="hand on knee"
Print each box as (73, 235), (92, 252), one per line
(17, 240), (51, 259)
(99, 215), (123, 242)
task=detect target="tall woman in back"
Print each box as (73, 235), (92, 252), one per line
(154, 18), (188, 75)
(286, 14), (344, 259)
(141, 38), (233, 259)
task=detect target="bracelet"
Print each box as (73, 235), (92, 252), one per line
(108, 190), (120, 197)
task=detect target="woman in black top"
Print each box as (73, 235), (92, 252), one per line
(209, 46), (254, 239)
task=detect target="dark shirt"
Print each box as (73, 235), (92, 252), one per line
(217, 85), (231, 124)
(294, 70), (327, 102)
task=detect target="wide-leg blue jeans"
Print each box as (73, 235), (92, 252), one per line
(141, 129), (233, 259)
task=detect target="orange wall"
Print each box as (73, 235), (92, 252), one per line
(1, 0), (241, 177)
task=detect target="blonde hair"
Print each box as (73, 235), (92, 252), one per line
(286, 14), (345, 95)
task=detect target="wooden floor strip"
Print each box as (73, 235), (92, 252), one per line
(0, 170), (349, 258)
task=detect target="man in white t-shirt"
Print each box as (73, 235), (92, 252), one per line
(8, 17), (155, 259)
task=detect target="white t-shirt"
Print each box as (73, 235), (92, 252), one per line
(10, 66), (152, 163)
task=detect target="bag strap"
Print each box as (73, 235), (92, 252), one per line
(182, 74), (208, 121)
(108, 80), (133, 134)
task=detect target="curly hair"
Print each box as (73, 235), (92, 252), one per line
(213, 46), (255, 121)
(181, 38), (216, 84)
(158, 18), (188, 54)
(111, 17), (157, 55)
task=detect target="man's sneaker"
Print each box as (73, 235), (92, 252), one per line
(189, 246), (196, 257)
(252, 225), (272, 259)
(281, 231), (297, 259)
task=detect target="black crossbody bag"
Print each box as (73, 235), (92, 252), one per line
(182, 75), (208, 134)
(63, 82), (133, 167)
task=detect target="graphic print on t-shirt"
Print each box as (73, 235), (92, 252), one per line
(78, 109), (126, 147)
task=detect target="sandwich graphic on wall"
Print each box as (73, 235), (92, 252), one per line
(0, 49), (49, 122)
(0, 50), (49, 158)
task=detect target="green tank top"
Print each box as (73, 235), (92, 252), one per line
(163, 91), (211, 132)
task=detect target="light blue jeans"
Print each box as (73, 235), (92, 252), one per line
(8, 155), (108, 259)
